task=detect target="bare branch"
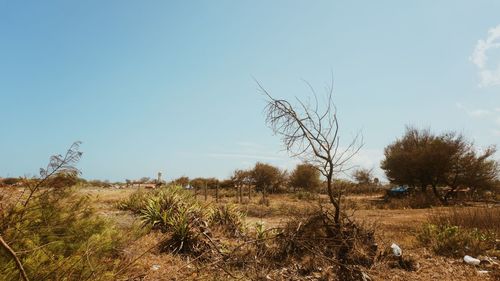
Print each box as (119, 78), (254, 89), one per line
(258, 78), (362, 224)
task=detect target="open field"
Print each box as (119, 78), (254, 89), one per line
(73, 186), (499, 281)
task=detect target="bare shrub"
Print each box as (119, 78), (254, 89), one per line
(227, 210), (377, 280)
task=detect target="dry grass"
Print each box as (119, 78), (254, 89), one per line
(429, 206), (500, 233)
(417, 206), (499, 258)
(71, 187), (499, 281)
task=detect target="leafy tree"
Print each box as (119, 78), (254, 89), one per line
(352, 168), (373, 185)
(231, 169), (253, 201)
(172, 176), (190, 188)
(444, 145), (498, 200)
(189, 177), (219, 189)
(381, 127), (458, 193)
(290, 163), (321, 192)
(250, 162), (286, 194)
(139, 177), (151, 183)
(381, 127), (499, 202)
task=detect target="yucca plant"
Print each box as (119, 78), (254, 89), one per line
(117, 189), (150, 213)
(209, 204), (246, 236)
(139, 198), (169, 230)
(162, 204), (210, 256)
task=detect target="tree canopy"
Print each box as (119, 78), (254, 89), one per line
(381, 127), (499, 202)
(250, 162), (286, 193)
(290, 163), (322, 191)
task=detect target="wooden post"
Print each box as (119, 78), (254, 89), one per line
(248, 184), (251, 200)
(204, 183), (207, 201)
(215, 183), (219, 203)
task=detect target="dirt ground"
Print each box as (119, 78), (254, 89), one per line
(77, 187), (498, 281)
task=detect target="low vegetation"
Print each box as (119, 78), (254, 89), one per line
(418, 207), (499, 257)
(0, 143), (127, 281)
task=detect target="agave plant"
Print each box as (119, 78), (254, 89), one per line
(164, 204), (210, 255)
(209, 204), (246, 236)
(139, 198), (166, 230)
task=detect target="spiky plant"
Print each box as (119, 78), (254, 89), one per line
(209, 204), (246, 236)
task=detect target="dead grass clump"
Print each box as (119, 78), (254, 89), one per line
(382, 192), (441, 209)
(292, 191), (319, 201)
(429, 206), (500, 233)
(417, 207), (499, 257)
(258, 197), (270, 206)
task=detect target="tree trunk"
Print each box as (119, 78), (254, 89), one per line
(432, 184), (447, 204)
(326, 176), (340, 224)
(262, 185), (267, 204)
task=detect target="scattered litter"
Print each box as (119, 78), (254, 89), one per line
(463, 255), (480, 266)
(477, 270), (489, 275)
(390, 243), (402, 257)
(151, 264), (161, 271)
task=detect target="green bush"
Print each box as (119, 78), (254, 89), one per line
(417, 223), (496, 257)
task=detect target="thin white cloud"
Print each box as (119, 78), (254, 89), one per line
(207, 152), (280, 160)
(491, 129), (500, 137)
(236, 141), (265, 150)
(470, 24), (500, 87)
(457, 102), (500, 137)
(456, 102), (492, 117)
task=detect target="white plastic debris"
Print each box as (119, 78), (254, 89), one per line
(463, 255), (480, 266)
(390, 243), (402, 257)
(151, 264), (161, 271)
(477, 270), (489, 275)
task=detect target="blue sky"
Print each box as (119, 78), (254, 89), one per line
(1, 1), (499, 181)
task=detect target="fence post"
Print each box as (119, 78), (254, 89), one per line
(215, 183), (219, 203)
